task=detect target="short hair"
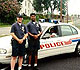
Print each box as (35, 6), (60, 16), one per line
(30, 13), (36, 16)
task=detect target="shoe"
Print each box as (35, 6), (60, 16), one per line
(33, 66), (39, 70)
(27, 66), (32, 70)
(22, 63), (28, 66)
(18, 68), (22, 70)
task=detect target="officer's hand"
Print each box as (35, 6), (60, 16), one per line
(33, 35), (38, 39)
(18, 39), (23, 44)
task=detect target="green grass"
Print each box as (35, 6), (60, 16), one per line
(0, 24), (11, 27)
(75, 26), (80, 29)
(0, 35), (9, 37)
(0, 19), (30, 27)
(0, 22), (11, 27)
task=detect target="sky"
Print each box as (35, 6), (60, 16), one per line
(68, 0), (80, 15)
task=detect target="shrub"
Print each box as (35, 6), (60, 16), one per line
(0, 0), (20, 24)
(36, 14), (47, 20)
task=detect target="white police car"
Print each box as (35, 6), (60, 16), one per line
(0, 21), (80, 64)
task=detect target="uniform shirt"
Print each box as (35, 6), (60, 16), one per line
(10, 23), (28, 39)
(27, 21), (42, 40)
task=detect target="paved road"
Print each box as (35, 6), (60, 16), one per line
(38, 53), (80, 70)
(1, 53), (80, 70)
(0, 27), (11, 36)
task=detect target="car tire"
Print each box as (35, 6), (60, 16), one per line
(75, 43), (80, 56)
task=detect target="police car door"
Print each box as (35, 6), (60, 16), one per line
(38, 25), (64, 59)
(59, 25), (79, 54)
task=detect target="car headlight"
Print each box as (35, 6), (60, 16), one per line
(0, 48), (7, 54)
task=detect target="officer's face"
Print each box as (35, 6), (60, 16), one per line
(30, 15), (36, 22)
(17, 17), (23, 23)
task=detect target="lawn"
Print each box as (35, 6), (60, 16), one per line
(0, 35), (9, 37)
(0, 19), (30, 27)
(0, 24), (11, 27)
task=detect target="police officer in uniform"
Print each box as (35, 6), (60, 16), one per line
(27, 13), (42, 70)
(10, 14), (28, 70)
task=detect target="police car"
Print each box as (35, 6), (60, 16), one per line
(0, 21), (80, 64)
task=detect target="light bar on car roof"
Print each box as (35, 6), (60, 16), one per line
(53, 20), (58, 24)
(39, 19), (58, 24)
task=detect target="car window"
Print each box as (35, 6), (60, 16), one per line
(60, 25), (73, 36)
(42, 26), (59, 39)
(70, 26), (78, 35)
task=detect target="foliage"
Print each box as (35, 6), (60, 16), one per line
(17, 0), (23, 2)
(0, 0), (20, 24)
(58, 0), (68, 15)
(36, 14), (47, 19)
(22, 15), (30, 24)
(33, 0), (68, 15)
(33, 0), (43, 12)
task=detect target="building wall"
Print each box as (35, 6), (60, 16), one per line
(19, 0), (35, 16)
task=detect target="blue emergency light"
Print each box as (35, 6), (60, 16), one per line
(39, 19), (58, 24)
(53, 20), (58, 24)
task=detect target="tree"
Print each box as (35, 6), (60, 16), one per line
(42, 0), (59, 14)
(17, 0), (23, 2)
(33, 0), (68, 15)
(58, 0), (68, 15)
(0, 0), (20, 24)
(33, 0), (43, 12)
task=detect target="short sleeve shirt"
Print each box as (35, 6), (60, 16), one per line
(27, 21), (42, 40)
(10, 23), (28, 39)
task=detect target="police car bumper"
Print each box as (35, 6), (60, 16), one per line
(0, 54), (11, 64)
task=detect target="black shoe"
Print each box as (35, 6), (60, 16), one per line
(33, 66), (39, 70)
(27, 66), (32, 70)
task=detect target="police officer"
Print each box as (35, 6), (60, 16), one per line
(10, 14), (28, 70)
(27, 13), (42, 70)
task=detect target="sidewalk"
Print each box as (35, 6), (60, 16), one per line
(0, 27), (11, 37)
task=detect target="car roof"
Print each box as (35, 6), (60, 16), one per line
(39, 22), (72, 27)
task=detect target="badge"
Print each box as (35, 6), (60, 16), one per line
(22, 26), (24, 32)
(36, 24), (39, 27)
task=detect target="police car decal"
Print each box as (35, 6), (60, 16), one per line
(40, 40), (72, 49)
(71, 37), (80, 42)
(40, 37), (80, 49)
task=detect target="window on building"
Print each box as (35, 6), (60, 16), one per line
(25, 9), (26, 13)
(28, 10), (29, 15)
(25, 1), (26, 6)
(28, 3), (30, 8)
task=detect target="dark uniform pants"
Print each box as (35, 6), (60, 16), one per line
(28, 39), (40, 55)
(11, 39), (26, 56)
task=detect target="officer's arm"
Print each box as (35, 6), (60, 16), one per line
(22, 33), (28, 40)
(37, 31), (42, 37)
(11, 33), (23, 44)
(37, 24), (42, 37)
(10, 33), (19, 42)
(28, 32), (34, 37)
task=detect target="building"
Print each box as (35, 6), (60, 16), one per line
(19, 0), (35, 16)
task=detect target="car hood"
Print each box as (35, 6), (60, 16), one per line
(0, 36), (12, 50)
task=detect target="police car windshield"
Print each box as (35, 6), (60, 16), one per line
(42, 26), (47, 31)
